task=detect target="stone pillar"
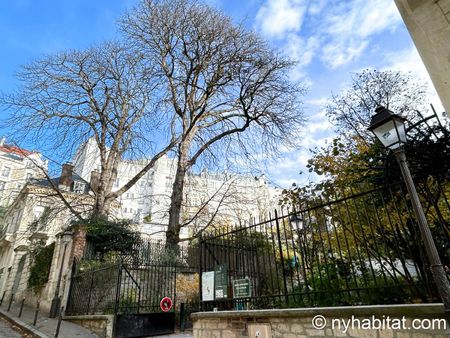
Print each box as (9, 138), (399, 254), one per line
(41, 232), (74, 314)
(70, 224), (87, 261)
(394, 0), (450, 117)
(59, 224), (87, 311)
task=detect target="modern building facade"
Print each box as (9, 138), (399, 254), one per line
(394, 0), (450, 116)
(72, 138), (281, 239)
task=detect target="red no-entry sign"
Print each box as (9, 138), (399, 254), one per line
(160, 297), (173, 312)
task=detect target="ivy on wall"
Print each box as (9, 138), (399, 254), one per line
(28, 242), (55, 293)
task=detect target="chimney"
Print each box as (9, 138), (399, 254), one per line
(90, 170), (100, 194)
(0, 136), (5, 147)
(59, 163), (74, 191)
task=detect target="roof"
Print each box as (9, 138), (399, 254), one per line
(32, 172), (91, 195)
(0, 143), (34, 157)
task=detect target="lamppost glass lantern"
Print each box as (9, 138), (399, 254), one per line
(368, 106), (407, 150)
(289, 214), (303, 231)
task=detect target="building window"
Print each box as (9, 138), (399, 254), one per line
(1, 166), (11, 178)
(26, 173), (33, 182)
(73, 181), (85, 194)
(0, 181), (5, 192)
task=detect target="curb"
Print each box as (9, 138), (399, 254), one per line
(0, 308), (51, 338)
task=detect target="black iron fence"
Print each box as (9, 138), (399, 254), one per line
(200, 177), (450, 310)
(66, 243), (179, 316)
(66, 263), (119, 315)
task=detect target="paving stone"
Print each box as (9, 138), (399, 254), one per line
(0, 317), (25, 338)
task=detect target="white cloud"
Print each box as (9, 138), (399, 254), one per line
(306, 97), (328, 107)
(285, 34), (320, 78)
(324, 0), (399, 39)
(255, 0), (307, 38)
(321, 39), (369, 69)
(384, 47), (444, 112)
(257, 0), (404, 74)
(319, 0), (402, 68)
(384, 47), (429, 80)
(307, 0), (326, 15)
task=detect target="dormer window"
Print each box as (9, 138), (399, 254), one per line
(73, 181), (85, 194)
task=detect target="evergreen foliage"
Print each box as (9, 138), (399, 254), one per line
(28, 242), (55, 293)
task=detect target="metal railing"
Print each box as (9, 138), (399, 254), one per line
(66, 247), (179, 316)
(199, 177), (449, 310)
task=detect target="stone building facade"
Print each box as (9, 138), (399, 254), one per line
(0, 168), (94, 313)
(394, 0), (450, 117)
(72, 138), (280, 240)
(0, 137), (47, 208)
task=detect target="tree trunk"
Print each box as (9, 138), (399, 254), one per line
(166, 140), (191, 248)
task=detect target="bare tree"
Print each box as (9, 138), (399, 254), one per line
(121, 0), (305, 246)
(1, 42), (179, 219)
(326, 69), (429, 142)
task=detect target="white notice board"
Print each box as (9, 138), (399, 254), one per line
(202, 271), (215, 301)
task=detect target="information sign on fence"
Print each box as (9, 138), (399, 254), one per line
(201, 271), (215, 301)
(214, 265), (228, 299)
(232, 278), (251, 298)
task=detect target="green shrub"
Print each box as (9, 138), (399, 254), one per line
(28, 242), (55, 293)
(82, 217), (141, 258)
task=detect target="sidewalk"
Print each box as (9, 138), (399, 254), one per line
(0, 301), (98, 338)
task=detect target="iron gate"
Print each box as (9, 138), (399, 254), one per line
(66, 261), (177, 337)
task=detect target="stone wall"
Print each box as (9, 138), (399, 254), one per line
(192, 304), (449, 338)
(63, 315), (114, 338)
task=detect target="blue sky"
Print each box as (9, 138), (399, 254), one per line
(0, 0), (439, 188)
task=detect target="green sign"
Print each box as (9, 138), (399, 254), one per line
(232, 278), (251, 298)
(214, 265), (228, 299)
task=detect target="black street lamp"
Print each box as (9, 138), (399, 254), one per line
(49, 230), (72, 318)
(368, 106), (450, 311)
(289, 213), (304, 232)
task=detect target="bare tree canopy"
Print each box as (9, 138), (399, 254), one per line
(1, 41), (178, 218)
(326, 69), (429, 142)
(121, 0), (305, 245)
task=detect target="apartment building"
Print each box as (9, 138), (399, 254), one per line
(0, 165), (95, 312)
(72, 138), (280, 239)
(0, 137), (47, 208)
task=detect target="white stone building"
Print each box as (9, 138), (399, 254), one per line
(0, 166), (94, 312)
(0, 137), (47, 209)
(72, 138), (281, 240)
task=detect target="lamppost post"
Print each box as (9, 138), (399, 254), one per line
(393, 149), (450, 309)
(368, 106), (450, 311)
